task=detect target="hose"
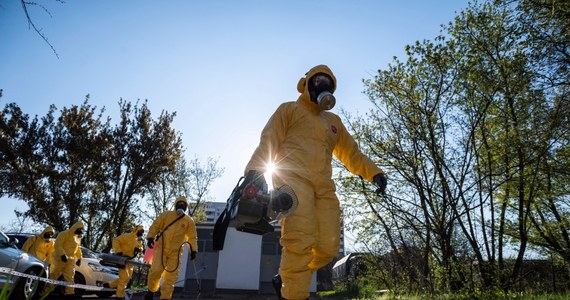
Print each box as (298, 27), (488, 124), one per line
(156, 239), (201, 296)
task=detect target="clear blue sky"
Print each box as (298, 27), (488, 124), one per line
(0, 0), (469, 242)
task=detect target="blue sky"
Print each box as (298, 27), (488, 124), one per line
(0, 0), (469, 244)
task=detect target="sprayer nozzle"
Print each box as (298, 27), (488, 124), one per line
(272, 193), (293, 212)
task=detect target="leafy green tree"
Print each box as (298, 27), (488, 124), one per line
(0, 97), (183, 251)
(0, 98), (109, 232)
(338, 0), (570, 294)
(95, 99), (183, 251)
(506, 0), (570, 266)
(449, 1), (547, 289)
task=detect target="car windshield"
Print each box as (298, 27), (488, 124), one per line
(5, 234), (31, 249)
(81, 247), (100, 259)
(0, 232), (8, 245)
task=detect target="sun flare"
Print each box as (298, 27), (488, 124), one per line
(264, 162), (276, 187)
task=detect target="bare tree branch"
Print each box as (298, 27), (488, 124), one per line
(20, 0), (63, 59)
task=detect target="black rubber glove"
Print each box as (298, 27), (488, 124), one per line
(147, 238), (154, 249)
(61, 255), (68, 263)
(190, 251), (197, 261)
(76, 259), (81, 267)
(373, 173), (388, 196)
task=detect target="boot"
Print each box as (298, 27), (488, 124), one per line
(115, 297), (124, 300)
(144, 291), (155, 300)
(64, 294), (76, 300)
(272, 274), (282, 300)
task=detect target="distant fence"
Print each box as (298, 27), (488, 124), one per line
(333, 252), (570, 293)
(512, 259), (570, 293)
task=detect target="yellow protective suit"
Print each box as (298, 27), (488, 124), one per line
(146, 196), (198, 300)
(22, 226), (55, 266)
(245, 65), (384, 299)
(46, 221), (84, 296)
(107, 225), (144, 298)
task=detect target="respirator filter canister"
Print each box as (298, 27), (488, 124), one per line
(317, 91), (336, 110)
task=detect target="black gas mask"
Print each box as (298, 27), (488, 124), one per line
(175, 202), (187, 216)
(308, 73), (335, 110)
(74, 228), (84, 238)
(44, 232), (54, 242)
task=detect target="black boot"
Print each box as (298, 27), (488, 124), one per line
(64, 294), (76, 300)
(115, 297), (124, 300)
(272, 274), (282, 300)
(144, 291), (155, 300)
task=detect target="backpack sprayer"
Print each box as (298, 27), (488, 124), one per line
(100, 253), (148, 269)
(213, 170), (298, 250)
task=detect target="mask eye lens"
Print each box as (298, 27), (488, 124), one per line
(310, 74), (334, 96)
(312, 74), (332, 87)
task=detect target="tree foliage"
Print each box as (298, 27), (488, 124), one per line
(0, 96), (186, 251)
(143, 156), (224, 224)
(338, 0), (570, 294)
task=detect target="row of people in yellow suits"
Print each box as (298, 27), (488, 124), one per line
(22, 195), (197, 300)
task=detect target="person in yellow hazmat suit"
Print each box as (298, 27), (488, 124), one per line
(22, 225), (55, 266)
(104, 225), (144, 300)
(42, 221), (85, 300)
(244, 64), (387, 300)
(144, 196), (198, 300)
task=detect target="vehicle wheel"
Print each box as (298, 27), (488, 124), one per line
(13, 267), (43, 300)
(73, 272), (86, 296)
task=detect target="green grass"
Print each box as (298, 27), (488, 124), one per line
(0, 275), (13, 300)
(317, 290), (570, 300)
